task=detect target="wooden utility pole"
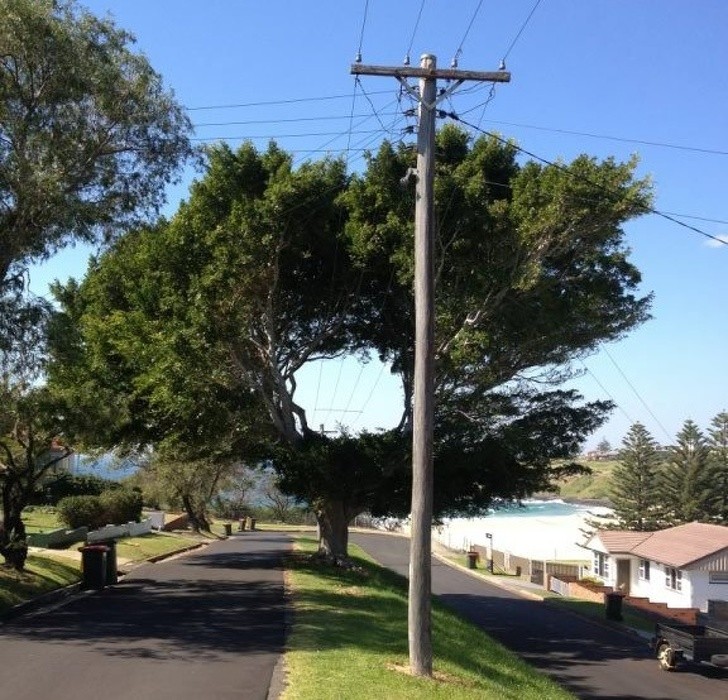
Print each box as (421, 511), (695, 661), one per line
(351, 54), (510, 677)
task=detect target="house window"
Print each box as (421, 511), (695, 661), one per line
(594, 552), (610, 579)
(665, 566), (682, 591)
(709, 572), (728, 584)
(639, 559), (651, 581)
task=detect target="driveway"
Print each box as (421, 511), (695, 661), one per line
(351, 531), (727, 700)
(0, 531), (290, 700)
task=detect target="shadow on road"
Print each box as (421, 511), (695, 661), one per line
(1, 540), (287, 663)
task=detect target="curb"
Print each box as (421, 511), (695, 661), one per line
(1, 540), (212, 624)
(0, 581), (86, 624)
(431, 550), (546, 602)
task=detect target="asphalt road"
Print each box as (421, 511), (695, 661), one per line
(0, 531), (290, 700)
(351, 532), (727, 700)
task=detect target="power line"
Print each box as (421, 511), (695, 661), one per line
(502, 0), (544, 63)
(289, 96), (403, 167)
(356, 76), (390, 134)
(191, 129), (385, 142)
(192, 112), (400, 128)
(602, 347), (673, 442)
(660, 212), (728, 226)
(480, 117), (728, 157)
(191, 111), (728, 160)
(579, 359), (635, 424)
(185, 91), (390, 112)
(356, 0), (370, 62)
(449, 112), (728, 247)
(452, 0), (486, 66)
(405, 0), (427, 64)
(349, 362), (389, 428)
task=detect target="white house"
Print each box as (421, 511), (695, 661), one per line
(584, 522), (728, 613)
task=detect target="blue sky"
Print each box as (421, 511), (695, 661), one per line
(29, 1), (728, 451)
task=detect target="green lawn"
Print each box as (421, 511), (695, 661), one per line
(0, 554), (81, 616)
(283, 537), (575, 700)
(22, 507), (63, 533)
(114, 532), (202, 563)
(545, 596), (655, 634)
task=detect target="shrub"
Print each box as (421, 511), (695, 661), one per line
(31, 474), (119, 505)
(57, 495), (106, 529)
(100, 488), (143, 525)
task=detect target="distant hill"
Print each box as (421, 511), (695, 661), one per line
(552, 459), (619, 503)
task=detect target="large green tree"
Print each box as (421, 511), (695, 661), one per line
(0, 0), (192, 293)
(659, 419), (712, 525)
(48, 130), (653, 558)
(48, 142), (360, 550)
(706, 411), (728, 524)
(0, 301), (70, 569)
(609, 422), (662, 530)
(344, 126), (652, 426)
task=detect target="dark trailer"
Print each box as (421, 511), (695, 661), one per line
(652, 622), (728, 671)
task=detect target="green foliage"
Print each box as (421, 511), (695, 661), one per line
(56, 494), (106, 529)
(609, 423), (662, 530)
(0, 332), (72, 568)
(599, 412), (728, 527)
(56, 488), (141, 529)
(100, 488), (143, 525)
(47, 132), (654, 555)
(659, 419), (713, 525)
(706, 412), (728, 524)
(30, 473), (112, 505)
(0, 0), (193, 291)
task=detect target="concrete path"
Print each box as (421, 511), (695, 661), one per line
(351, 531), (727, 700)
(0, 531), (290, 700)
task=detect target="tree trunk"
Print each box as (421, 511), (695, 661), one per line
(181, 494), (210, 533)
(1, 477), (29, 570)
(315, 499), (350, 563)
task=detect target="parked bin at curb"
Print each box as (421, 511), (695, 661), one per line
(80, 544), (109, 590)
(98, 539), (118, 585)
(466, 551), (478, 569)
(246, 517), (256, 531)
(223, 523), (232, 536)
(238, 518), (247, 532)
(605, 591), (624, 621)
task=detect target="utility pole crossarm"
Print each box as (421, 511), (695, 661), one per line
(351, 63), (511, 83)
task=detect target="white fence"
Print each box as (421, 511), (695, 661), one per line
(87, 518), (153, 543)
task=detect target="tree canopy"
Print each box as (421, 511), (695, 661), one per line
(48, 129), (654, 556)
(0, 0), (193, 292)
(609, 422), (662, 531)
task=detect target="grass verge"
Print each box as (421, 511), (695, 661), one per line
(545, 597), (654, 634)
(22, 508), (62, 533)
(0, 554), (81, 616)
(114, 531), (202, 563)
(283, 537), (575, 700)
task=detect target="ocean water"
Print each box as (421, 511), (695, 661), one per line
(487, 498), (607, 518)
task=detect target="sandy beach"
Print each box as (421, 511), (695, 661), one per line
(433, 503), (614, 562)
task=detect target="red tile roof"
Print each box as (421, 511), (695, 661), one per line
(592, 522), (728, 568)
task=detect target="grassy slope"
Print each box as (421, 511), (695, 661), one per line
(22, 508), (63, 533)
(554, 460), (618, 502)
(0, 554), (81, 615)
(0, 508), (209, 615)
(284, 538), (574, 700)
(114, 532), (202, 562)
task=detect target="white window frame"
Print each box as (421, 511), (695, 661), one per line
(639, 559), (651, 581)
(708, 571), (728, 584)
(594, 552), (610, 579)
(665, 566), (682, 591)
